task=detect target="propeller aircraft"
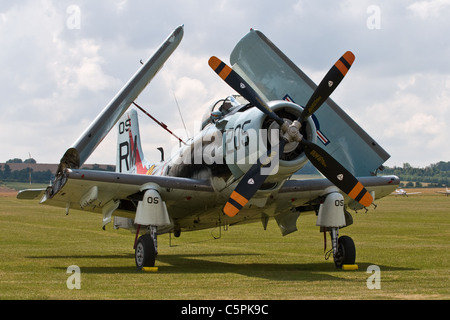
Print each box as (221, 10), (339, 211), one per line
(18, 26), (399, 270)
(391, 188), (421, 197)
(435, 186), (450, 196)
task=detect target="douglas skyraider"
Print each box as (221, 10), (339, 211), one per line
(18, 26), (399, 270)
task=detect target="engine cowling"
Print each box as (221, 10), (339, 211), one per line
(223, 100), (317, 180)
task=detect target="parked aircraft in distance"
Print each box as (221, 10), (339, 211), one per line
(392, 188), (421, 197)
(435, 186), (450, 196)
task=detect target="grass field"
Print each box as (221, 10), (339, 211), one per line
(0, 188), (449, 300)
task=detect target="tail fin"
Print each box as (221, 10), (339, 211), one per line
(116, 108), (147, 174)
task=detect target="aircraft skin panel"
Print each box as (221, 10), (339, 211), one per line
(230, 29), (390, 176)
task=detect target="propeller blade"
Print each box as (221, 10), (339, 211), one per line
(300, 51), (355, 120)
(223, 140), (286, 217)
(208, 56), (285, 127)
(212, 51), (370, 217)
(209, 56), (290, 216)
(301, 139), (373, 207)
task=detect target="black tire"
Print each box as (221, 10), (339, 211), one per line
(135, 234), (156, 270)
(334, 235), (356, 269)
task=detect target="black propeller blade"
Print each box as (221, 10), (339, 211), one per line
(209, 56), (289, 216)
(209, 53), (372, 217)
(208, 56), (286, 128)
(300, 139), (373, 207)
(299, 51), (355, 121)
(223, 139), (286, 217)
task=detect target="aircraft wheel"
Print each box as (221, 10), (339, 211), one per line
(135, 234), (156, 270)
(334, 235), (356, 269)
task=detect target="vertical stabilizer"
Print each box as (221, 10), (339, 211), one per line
(116, 109), (148, 174)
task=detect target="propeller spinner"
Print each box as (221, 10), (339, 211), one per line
(208, 52), (372, 217)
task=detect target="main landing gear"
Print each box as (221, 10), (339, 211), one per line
(325, 228), (356, 269)
(132, 188), (170, 270)
(317, 190), (357, 269)
(134, 225), (158, 270)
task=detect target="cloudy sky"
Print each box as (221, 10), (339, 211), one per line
(1, 0), (449, 169)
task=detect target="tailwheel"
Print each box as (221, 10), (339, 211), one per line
(333, 235), (356, 269)
(135, 234), (156, 270)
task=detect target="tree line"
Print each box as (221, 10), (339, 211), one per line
(1, 158), (115, 184)
(0, 164), (53, 184)
(382, 161), (449, 187)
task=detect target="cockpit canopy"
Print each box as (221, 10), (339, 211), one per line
(200, 95), (249, 130)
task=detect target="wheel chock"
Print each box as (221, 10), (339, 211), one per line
(342, 264), (358, 271)
(142, 267), (159, 272)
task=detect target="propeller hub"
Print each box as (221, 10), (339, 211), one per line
(267, 118), (299, 153)
(284, 120), (303, 143)
(263, 100), (317, 160)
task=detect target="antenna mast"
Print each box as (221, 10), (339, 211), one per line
(172, 91), (190, 139)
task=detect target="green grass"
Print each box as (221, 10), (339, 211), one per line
(0, 191), (449, 300)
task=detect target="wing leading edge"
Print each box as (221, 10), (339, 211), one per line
(279, 175), (399, 196)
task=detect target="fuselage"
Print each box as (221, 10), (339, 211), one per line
(143, 98), (318, 191)
(126, 98), (318, 232)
